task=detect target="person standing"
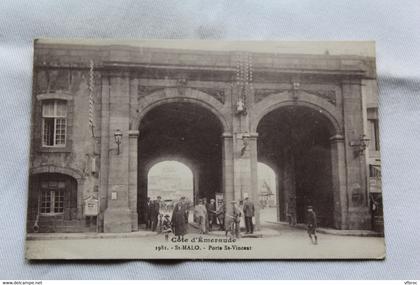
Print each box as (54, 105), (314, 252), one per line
(203, 198), (209, 234)
(226, 200), (241, 238)
(306, 205), (318, 245)
(151, 196), (161, 232)
(287, 196), (297, 226)
(161, 214), (172, 241)
(216, 200), (225, 231)
(207, 198), (217, 232)
(171, 197), (188, 237)
(145, 197), (152, 230)
(194, 199), (208, 234)
(243, 196), (255, 234)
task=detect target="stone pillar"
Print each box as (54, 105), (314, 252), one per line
(248, 133), (260, 229)
(103, 73), (132, 233)
(222, 132), (234, 213)
(233, 132), (252, 201)
(342, 78), (371, 229)
(330, 134), (348, 229)
(128, 130), (139, 231)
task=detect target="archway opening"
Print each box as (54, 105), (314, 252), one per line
(257, 162), (277, 225)
(147, 160), (194, 216)
(257, 105), (336, 228)
(138, 102), (224, 225)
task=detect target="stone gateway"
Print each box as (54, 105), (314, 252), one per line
(27, 41), (381, 234)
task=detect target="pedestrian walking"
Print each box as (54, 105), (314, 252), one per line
(306, 205), (318, 245)
(243, 196), (255, 234)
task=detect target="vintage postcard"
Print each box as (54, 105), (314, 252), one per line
(25, 39), (385, 259)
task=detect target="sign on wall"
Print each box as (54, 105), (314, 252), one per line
(84, 196), (99, 216)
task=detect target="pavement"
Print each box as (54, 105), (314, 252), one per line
(26, 220), (381, 241)
(265, 221), (384, 237)
(25, 222), (386, 259)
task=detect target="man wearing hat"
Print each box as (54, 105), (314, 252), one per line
(306, 205), (318, 245)
(171, 196), (188, 237)
(207, 198), (217, 232)
(243, 196), (255, 234)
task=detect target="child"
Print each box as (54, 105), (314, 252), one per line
(162, 214), (173, 241)
(306, 206), (318, 245)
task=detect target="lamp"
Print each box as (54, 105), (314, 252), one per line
(350, 134), (370, 155)
(114, 129), (123, 155)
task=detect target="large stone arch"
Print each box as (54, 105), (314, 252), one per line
(250, 90), (342, 135)
(134, 88), (230, 132)
(252, 91), (348, 229)
(134, 93), (226, 225)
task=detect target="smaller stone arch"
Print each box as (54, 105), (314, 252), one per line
(145, 156), (200, 204)
(251, 90), (342, 135)
(145, 156), (197, 175)
(30, 165), (84, 183)
(30, 165), (84, 220)
(134, 88), (230, 132)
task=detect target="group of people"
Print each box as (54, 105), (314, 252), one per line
(224, 197), (255, 238)
(145, 196), (162, 232)
(145, 195), (318, 245)
(145, 195), (257, 239)
(194, 196), (256, 238)
(193, 198), (225, 234)
(145, 196), (190, 240)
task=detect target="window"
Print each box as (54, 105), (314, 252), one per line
(369, 164), (381, 179)
(42, 100), (67, 147)
(367, 108), (380, 151)
(40, 180), (65, 214)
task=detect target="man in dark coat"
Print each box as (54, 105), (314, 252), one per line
(207, 198), (217, 232)
(172, 197), (188, 237)
(151, 196), (161, 232)
(306, 205), (318, 245)
(243, 196), (255, 234)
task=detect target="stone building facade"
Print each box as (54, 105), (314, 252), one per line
(27, 42), (380, 233)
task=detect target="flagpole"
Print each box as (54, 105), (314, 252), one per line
(88, 59), (95, 138)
